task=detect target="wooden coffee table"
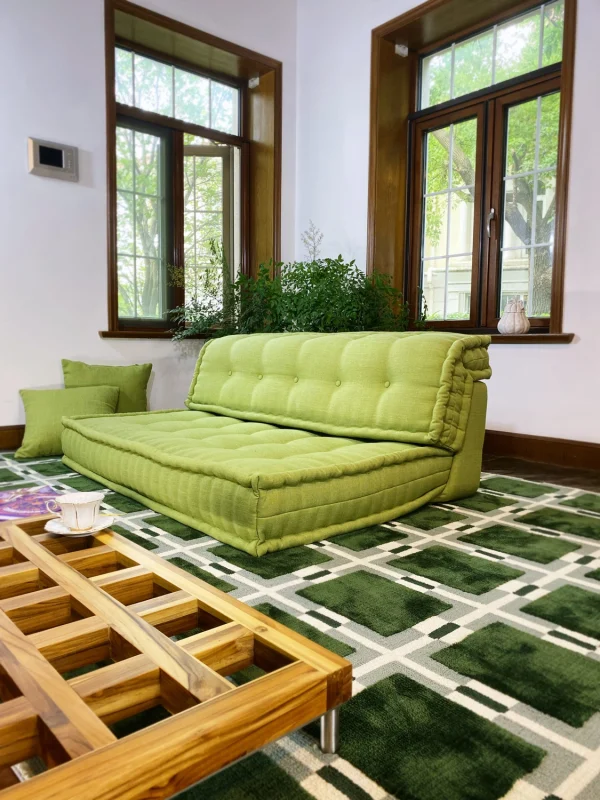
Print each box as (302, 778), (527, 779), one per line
(0, 515), (352, 799)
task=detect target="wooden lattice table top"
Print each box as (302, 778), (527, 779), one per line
(0, 515), (352, 799)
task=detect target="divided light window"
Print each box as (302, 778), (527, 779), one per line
(116, 47), (240, 135)
(410, 0), (566, 331)
(113, 47), (243, 327)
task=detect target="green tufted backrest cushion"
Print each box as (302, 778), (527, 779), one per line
(186, 332), (491, 452)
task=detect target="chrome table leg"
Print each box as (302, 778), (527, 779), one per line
(320, 708), (339, 754)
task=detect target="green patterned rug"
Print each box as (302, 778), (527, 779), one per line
(2, 452), (600, 800)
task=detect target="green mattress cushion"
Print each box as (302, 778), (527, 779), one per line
(62, 410), (452, 556)
(185, 332), (491, 453)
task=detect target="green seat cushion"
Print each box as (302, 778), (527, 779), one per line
(62, 359), (152, 413)
(16, 386), (120, 459)
(62, 410), (452, 556)
(186, 332), (491, 453)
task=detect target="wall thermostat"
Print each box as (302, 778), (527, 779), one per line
(28, 137), (79, 182)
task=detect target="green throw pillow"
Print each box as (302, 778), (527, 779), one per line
(62, 359), (152, 413)
(16, 386), (120, 459)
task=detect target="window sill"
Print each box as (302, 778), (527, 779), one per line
(490, 333), (575, 344)
(99, 330), (204, 340)
(99, 330), (575, 344)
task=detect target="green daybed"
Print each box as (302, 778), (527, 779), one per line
(62, 331), (491, 556)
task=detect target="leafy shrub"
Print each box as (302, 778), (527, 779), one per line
(170, 257), (426, 340)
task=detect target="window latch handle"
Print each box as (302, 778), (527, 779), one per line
(487, 208), (496, 238)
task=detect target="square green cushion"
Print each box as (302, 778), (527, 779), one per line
(62, 359), (152, 413)
(16, 386), (120, 459)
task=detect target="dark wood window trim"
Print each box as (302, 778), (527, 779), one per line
(103, 0), (282, 338)
(368, 0), (577, 340)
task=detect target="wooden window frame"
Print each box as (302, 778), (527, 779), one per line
(368, 0), (577, 341)
(103, 0), (282, 338)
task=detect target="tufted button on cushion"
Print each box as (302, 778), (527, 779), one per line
(384, 381), (390, 388)
(335, 380), (341, 387)
(228, 370), (232, 376)
(294, 377), (299, 383)
(258, 374), (263, 380)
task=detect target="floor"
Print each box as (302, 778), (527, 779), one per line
(1, 451), (600, 800)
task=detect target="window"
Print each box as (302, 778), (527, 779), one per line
(116, 122), (170, 319)
(104, 1), (282, 337)
(421, 1), (564, 109)
(368, 0), (575, 338)
(409, 1), (566, 331)
(112, 47), (242, 328)
(116, 48), (240, 135)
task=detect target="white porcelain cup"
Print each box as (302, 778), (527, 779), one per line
(46, 492), (104, 531)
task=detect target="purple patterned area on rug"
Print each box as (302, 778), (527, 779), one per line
(0, 487), (60, 520)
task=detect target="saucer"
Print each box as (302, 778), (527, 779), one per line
(44, 516), (115, 536)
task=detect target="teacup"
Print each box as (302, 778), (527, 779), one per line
(46, 491), (105, 531)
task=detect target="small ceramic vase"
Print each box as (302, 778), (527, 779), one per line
(497, 298), (530, 335)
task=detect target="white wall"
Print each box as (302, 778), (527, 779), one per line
(0, 0), (297, 426)
(296, 0), (600, 443)
(2, 0), (596, 443)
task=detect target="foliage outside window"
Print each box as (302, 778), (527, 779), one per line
(412, 0), (565, 329)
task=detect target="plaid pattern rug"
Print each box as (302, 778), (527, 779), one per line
(1, 450), (600, 800)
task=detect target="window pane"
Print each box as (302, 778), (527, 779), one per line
(117, 256), (135, 317)
(421, 118), (478, 319)
(499, 92), (560, 317)
(448, 190), (475, 256)
(115, 48), (133, 105)
(210, 82), (239, 134)
(184, 210), (196, 262)
(421, 49), (452, 108)
(498, 248), (530, 315)
(453, 31), (494, 99)
(183, 154), (225, 306)
(425, 133), (450, 194)
(115, 48), (241, 136)
(135, 196), (160, 257)
(196, 212), (223, 258)
(446, 256), (473, 320)
(174, 68), (210, 128)
(195, 157), (223, 211)
(536, 170), (556, 244)
(542, 0), (565, 67)
(135, 258), (164, 318)
(452, 117), (477, 187)
(134, 54), (173, 117)
(539, 92), (560, 170)
(505, 97), (538, 177)
(503, 175), (534, 247)
(116, 127), (166, 320)
(117, 191), (134, 254)
(116, 127), (133, 190)
(423, 194), (449, 258)
(419, 3), (565, 109)
(495, 10), (542, 83)
(134, 132), (160, 196)
(531, 246), (553, 316)
(422, 259), (447, 320)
